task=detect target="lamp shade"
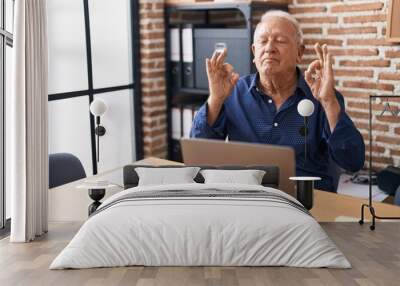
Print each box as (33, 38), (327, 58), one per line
(90, 98), (107, 116)
(297, 99), (314, 117)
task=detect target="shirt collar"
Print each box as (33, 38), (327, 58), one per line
(249, 67), (312, 99)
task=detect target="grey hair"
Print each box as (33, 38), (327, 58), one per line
(254, 10), (304, 46)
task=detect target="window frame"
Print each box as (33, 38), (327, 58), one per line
(47, 0), (143, 175)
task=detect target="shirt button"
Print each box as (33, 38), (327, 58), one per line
(268, 99), (272, 104)
(274, 122), (278, 127)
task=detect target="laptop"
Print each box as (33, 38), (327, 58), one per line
(180, 138), (296, 196)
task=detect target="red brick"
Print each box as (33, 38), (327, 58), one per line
(140, 41), (165, 49)
(339, 60), (390, 68)
(391, 149), (400, 156)
(339, 90), (371, 99)
(334, 69), (374, 78)
(343, 14), (387, 24)
(142, 100), (166, 109)
(141, 61), (165, 69)
(376, 115), (400, 123)
(328, 27), (377, 35)
(347, 110), (369, 119)
(140, 22), (164, 30)
(378, 72), (400, 81)
(347, 101), (388, 113)
(139, 11), (163, 19)
(355, 121), (389, 132)
(385, 50), (400, 58)
(141, 70), (165, 78)
(296, 17), (338, 24)
(142, 90), (166, 97)
(302, 28), (323, 34)
(141, 51), (165, 59)
(375, 136), (400, 145)
(364, 144), (386, 154)
(347, 38), (396, 46)
(289, 6), (326, 14)
(331, 2), (383, 13)
(141, 32), (165, 40)
(329, 48), (378, 56)
(142, 109), (166, 117)
(343, 81), (394, 91)
(303, 38), (343, 46)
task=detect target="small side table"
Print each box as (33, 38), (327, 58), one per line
(289, 177), (321, 210)
(76, 182), (121, 216)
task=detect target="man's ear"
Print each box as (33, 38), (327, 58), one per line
(297, 44), (305, 64)
(251, 44), (256, 63)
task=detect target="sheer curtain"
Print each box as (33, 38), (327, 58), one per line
(8, 0), (48, 242)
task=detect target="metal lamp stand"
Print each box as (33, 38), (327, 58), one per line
(359, 95), (400, 230)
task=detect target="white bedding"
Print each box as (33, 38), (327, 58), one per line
(50, 183), (351, 269)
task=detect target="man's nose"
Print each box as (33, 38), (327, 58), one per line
(265, 39), (277, 53)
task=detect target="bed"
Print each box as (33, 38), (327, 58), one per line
(49, 165), (350, 269)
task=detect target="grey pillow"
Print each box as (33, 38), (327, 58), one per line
(135, 167), (201, 186)
(200, 169), (266, 185)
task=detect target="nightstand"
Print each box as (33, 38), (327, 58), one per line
(76, 181), (122, 216)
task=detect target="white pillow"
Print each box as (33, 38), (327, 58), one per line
(200, 169), (266, 185)
(135, 167), (200, 186)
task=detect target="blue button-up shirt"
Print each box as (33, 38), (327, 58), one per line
(190, 70), (365, 192)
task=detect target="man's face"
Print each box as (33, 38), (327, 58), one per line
(252, 17), (304, 76)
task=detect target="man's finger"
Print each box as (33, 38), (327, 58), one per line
(304, 70), (314, 86)
(322, 44), (328, 66)
(314, 43), (324, 66)
(230, 72), (240, 86)
(206, 58), (211, 73)
(215, 48), (227, 67)
(210, 50), (220, 68)
(223, 63), (234, 73)
(326, 52), (334, 77)
(307, 59), (322, 74)
(206, 58), (215, 79)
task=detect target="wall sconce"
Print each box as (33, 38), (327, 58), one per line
(297, 99), (314, 164)
(90, 98), (107, 162)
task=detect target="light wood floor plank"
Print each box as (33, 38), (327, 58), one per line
(0, 222), (399, 286)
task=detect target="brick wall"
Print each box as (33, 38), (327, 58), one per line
(139, 0), (168, 158)
(139, 0), (400, 168)
(289, 0), (400, 169)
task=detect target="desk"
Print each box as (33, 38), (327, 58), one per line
(49, 157), (400, 222)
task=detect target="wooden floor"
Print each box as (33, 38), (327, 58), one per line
(0, 222), (399, 286)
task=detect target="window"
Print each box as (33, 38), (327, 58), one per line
(0, 0), (14, 232)
(47, 0), (142, 177)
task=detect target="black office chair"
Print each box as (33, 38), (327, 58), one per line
(49, 153), (86, 188)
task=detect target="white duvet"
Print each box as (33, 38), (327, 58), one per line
(50, 183), (351, 269)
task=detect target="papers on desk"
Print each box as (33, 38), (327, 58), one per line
(337, 174), (388, 202)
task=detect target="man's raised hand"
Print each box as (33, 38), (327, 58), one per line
(206, 48), (240, 104)
(304, 43), (336, 104)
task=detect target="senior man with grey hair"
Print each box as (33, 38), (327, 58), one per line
(190, 10), (365, 193)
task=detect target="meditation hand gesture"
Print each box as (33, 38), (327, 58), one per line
(304, 43), (336, 105)
(206, 48), (240, 104)
(305, 43), (341, 132)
